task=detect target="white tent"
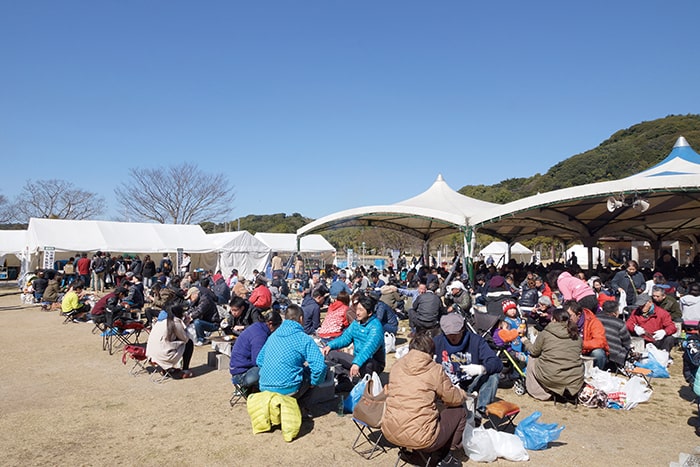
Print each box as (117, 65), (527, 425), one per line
(204, 231), (271, 280)
(479, 241), (533, 266)
(565, 244), (605, 269)
(0, 230), (27, 268)
(254, 232), (336, 266)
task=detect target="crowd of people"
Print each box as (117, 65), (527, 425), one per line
(17, 246), (700, 464)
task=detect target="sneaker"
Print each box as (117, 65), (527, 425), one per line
(437, 453), (462, 467)
(195, 339), (210, 347)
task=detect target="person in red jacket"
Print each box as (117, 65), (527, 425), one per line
(564, 300), (609, 369)
(626, 293), (677, 353)
(248, 275), (272, 311)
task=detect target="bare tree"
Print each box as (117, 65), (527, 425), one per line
(114, 163), (235, 224)
(0, 193), (12, 224)
(12, 180), (105, 222)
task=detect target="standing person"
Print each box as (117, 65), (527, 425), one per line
(230, 310), (282, 395)
(611, 260), (646, 306)
(146, 305), (194, 379)
(179, 253), (191, 275)
(76, 253), (91, 288)
(256, 305), (327, 408)
(91, 252), (106, 293)
(159, 253), (173, 277)
(521, 308), (584, 402)
(142, 255), (157, 288)
(382, 331), (466, 467)
(322, 294), (385, 379)
(270, 252), (284, 277)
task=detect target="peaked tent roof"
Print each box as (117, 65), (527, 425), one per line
(0, 230), (28, 258)
(298, 175), (497, 241)
(470, 136), (700, 243)
(254, 232), (335, 254)
(207, 231), (271, 253)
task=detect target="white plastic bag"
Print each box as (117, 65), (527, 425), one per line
(490, 430), (529, 462)
(585, 367), (626, 393)
(186, 323), (197, 343)
(384, 332), (396, 353)
(395, 344), (409, 359)
(465, 426), (497, 462)
(623, 375), (652, 410)
(370, 371), (383, 396)
(645, 343), (669, 367)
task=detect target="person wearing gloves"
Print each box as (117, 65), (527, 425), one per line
(433, 313), (503, 422)
(626, 293), (677, 353)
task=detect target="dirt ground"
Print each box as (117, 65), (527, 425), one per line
(1, 283), (699, 467)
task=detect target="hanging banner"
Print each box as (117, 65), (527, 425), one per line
(43, 247), (55, 270)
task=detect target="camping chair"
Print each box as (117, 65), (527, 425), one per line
(122, 344), (149, 376)
(149, 361), (174, 384)
(394, 447), (438, 467)
(103, 310), (148, 355)
(483, 400), (521, 433)
(351, 417), (387, 460)
(230, 381), (249, 407)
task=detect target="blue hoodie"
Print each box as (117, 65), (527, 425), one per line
(257, 319), (326, 395)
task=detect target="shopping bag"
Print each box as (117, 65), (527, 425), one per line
(514, 411), (564, 450)
(343, 373), (370, 413)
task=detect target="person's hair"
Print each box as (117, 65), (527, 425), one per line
(170, 275), (181, 287)
(409, 331), (435, 354)
(113, 286), (127, 297)
(265, 310), (282, 328)
(165, 305), (185, 341)
(601, 300), (618, 315)
(336, 291), (350, 306)
(312, 288), (326, 299)
(563, 299), (582, 316)
(427, 280), (439, 292)
(355, 295), (377, 315)
(651, 285), (667, 296)
(552, 308), (579, 340)
(229, 295), (248, 309)
(626, 259), (639, 269)
(72, 280), (84, 290)
(200, 277), (210, 288)
(546, 270), (563, 289)
(285, 304), (303, 322)
(690, 283), (700, 297)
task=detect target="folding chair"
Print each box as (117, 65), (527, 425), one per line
(61, 309), (84, 324)
(483, 400), (520, 432)
(104, 315), (148, 355)
(394, 447), (436, 467)
(122, 344), (149, 376)
(229, 381), (248, 407)
(351, 417), (387, 460)
(149, 361), (174, 384)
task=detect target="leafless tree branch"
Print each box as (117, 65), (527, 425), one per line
(12, 180), (105, 222)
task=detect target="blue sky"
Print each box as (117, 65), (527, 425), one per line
(2, 1), (699, 223)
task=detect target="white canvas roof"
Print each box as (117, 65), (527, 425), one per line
(479, 241), (533, 265)
(202, 231), (271, 279)
(254, 232), (335, 255)
(0, 230), (28, 263)
(471, 136), (700, 243)
(298, 175), (497, 241)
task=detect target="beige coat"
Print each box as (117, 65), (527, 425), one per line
(146, 317), (188, 369)
(381, 349), (465, 450)
(523, 321), (584, 397)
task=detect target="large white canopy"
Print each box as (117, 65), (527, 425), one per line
(298, 175), (498, 242)
(254, 232), (336, 265)
(470, 136), (700, 244)
(203, 231), (271, 279)
(479, 241), (533, 265)
(0, 230), (28, 266)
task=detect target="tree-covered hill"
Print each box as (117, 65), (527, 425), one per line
(459, 114), (700, 203)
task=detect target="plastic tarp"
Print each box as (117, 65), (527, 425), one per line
(479, 241), (533, 265)
(204, 231), (271, 280)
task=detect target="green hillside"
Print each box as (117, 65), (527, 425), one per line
(459, 114), (700, 203)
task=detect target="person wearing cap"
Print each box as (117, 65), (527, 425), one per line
(610, 260), (646, 306)
(249, 275), (272, 311)
(433, 313), (503, 419)
(626, 293), (677, 353)
(484, 275), (515, 315)
(563, 300), (609, 369)
(322, 294), (385, 379)
(186, 279), (220, 346)
(230, 310), (282, 395)
(444, 280), (472, 315)
(492, 299), (525, 356)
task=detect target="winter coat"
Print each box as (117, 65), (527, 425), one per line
(381, 349), (465, 450)
(43, 279), (60, 303)
(434, 330), (503, 383)
(375, 300), (398, 334)
(581, 308), (609, 354)
(626, 305), (677, 343)
(230, 321), (270, 376)
(523, 321), (584, 397)
(146, 317), (188, 369)
(301, 294), (321, 335)
(610, 270), (646, 305)
(682, 294), (700, 322)
(249, 285), (272, 310)
(246, 391), (302, 442)
(189, 287), (219, 323)
(557, 271), (595, 302)
(598, 314), (632, 366)
(316, 300), (349, 339)
(410, 292), (444, 329)
(327, 315), (385, 370)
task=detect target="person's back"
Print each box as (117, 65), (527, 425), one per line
(682, 284), (700, 322)
(230, 321), (271, 376)
(597, 301), (632, 368)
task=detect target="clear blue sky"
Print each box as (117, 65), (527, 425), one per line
(2, 1), (699, 223)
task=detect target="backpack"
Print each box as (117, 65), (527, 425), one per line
(93, 257), (106, 274)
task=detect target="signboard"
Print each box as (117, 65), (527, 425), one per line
(176, 248), (184, 273)
(43, 247), (55, 270)
(347, 249), (354, 269)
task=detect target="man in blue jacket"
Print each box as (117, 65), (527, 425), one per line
(434, 313), (503, 421)
(230, 310), (282, 395)
(322, 294), (385, 379)
(257, 305), (327, 402)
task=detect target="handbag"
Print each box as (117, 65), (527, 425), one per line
(352, 377), (387, 428)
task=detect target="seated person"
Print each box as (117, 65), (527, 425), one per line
(529, 295), (554, 331)
(230, 310), (282, 395)
(256, 305), (327, 408)
(382, 331), (466, 467)
(185, 285), (220, 346)
(681, 283), (700, 322)
(322, 294), (385, 379)
(232, 277), (249, 299)
(626, 293), (677, 353)
(42, 270), (62, 306)
(444, 280), (472, 315)
(146, 305), (193, 379)
(597, 300), (632, 371)
(371, 290), (399, 335)
(212, 272), (231, 305)
(88, 286), (127, 323)
(61, 281), (91, 321)
(521, 308), (584, 403)
(433, 313), (503, 420)
(32, 271), (48, 302)
(159, 275), (186, 309)
(222, 296), (262, 337)
(144, 282), (169, 327)
(564, 300), (609, 369)
(249, 275), (272, 311)
(316, 291), (350, 341)
(123, 274), (145, 311)
(492, 299), (526, 362)
(301, 288), (326, 335)
(409, 280), (444, 334)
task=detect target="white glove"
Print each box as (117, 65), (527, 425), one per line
(460, 364), (486, 377)
(634, 325), (646, 336)
(652, 329), (666, 340)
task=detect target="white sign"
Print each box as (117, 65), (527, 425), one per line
(43, 247), (55, 270)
